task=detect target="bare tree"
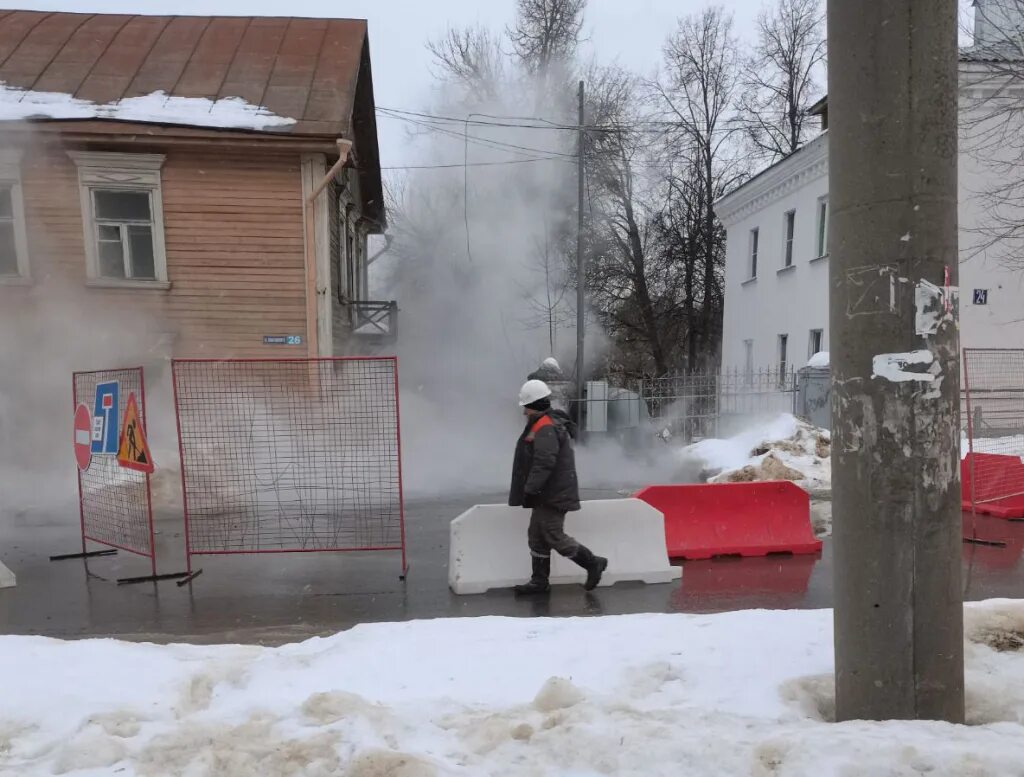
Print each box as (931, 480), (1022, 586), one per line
(507, 0), (586, 75)
(959, 0), (1024, 269)
(738, 0), (826, 162)
(652, 6), (746, 370)
(583, 66), (690, 377)
(427, 25), (505, 101)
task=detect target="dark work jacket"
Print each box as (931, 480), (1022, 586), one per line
(508, 409), (581, 513)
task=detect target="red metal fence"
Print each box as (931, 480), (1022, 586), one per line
(963, 348), (1024, 519)
(70, 367), (157, 576)
(172, 357), (406, 579)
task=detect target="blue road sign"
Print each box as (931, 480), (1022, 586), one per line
(90, 380), (120, 455)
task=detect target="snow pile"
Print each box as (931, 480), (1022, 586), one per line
(807, 351), (830, 368)
(0, 84), (296, 130)
(962, 434), (1024, 459)
(681, 413), (831, 490)
(2, 603), (1024, 775)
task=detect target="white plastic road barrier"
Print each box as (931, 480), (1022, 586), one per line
(0, 560), (15, 589)
(449, 498), (681, 595)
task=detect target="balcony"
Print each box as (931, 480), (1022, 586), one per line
(350, 300), (398, 344)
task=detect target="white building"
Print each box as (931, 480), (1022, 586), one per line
(716, 0), (1024, 372)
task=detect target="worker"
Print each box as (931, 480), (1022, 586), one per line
(509, 379), (608, 595)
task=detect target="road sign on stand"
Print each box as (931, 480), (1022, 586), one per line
(117, 393), (154, 473)
(73, 403), (92, 471)
(90, 381), (120, 455)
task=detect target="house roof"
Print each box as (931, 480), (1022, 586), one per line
(0, 11), (371, 138)
(0, 10), (386, 228)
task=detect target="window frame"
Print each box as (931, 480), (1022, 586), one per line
(749, 227), (759, 279)
(816, 196), (829, 258)
(69, 151), (169, 289)
(783, 209), (796, 268)
(778, 333), (789, 376)
(0, 149), (32, 285)
(808, 328), (824, 359)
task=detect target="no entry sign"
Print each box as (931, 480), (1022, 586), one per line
(73, 403), (92, 471)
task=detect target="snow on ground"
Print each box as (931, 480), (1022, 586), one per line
(680, 413), (831, 491)
(2, 602), (1024, 775)
(0, 84), (296, 130)
(962, 434), (1024, 459)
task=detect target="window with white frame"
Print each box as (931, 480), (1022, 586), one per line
(0, 150), (30, 282)
(808, 328), (823, 359)
(778, 333), (789, 375)
(743, 339), (754, 381)
(749, 227), (759, 279)
(816, 196), (829, 257)
(783, 209), (795, 267)
(69, 152), (168, 286)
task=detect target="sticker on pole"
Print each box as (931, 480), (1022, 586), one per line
(90, 380), (120, 455)
(117, 393), (154, 473)
(73, 403), (92, 471)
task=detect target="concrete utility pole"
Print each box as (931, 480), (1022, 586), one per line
(829, 0), (964, 721)
(575, 80), (586, 420)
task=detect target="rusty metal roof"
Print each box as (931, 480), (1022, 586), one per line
(0, 10), (373, 138)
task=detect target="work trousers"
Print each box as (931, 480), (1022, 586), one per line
(527, 504), (580, 559)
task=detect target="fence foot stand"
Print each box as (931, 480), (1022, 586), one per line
(176, 568), (203, 587)
(963, 536), (1008, 548)
(50, 549), (117, 561)
(117, 571), (191, 585)
(399, 564), (409, 582)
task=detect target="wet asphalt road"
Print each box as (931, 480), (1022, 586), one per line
(2, 493), (1023, 645)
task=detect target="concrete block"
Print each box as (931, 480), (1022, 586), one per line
(449, 499), (681, 595)
(0, 560), (15, 589)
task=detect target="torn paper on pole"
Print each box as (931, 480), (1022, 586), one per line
(872, 350), (936, 383)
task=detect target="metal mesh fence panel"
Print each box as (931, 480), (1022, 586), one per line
(963, 348), (1024, 508)
(73, 367), (154, 559)
(172, 358), (405, 566)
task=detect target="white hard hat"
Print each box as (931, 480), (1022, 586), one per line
(519, 379), (552, 406)
(542, 357), (560, 369)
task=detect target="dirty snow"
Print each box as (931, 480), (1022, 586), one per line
(2, 603), (1024, 775)
(680, 413), (831, 491)
(0, 84), (296, 130)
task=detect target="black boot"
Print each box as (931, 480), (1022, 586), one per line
(572, 546), (608, 591)
(514, 556), (551, 595)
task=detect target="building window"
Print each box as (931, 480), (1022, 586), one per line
(743, 339), (754, 382)
(0, 150), (30, 282)
(808, 329), (823, 359)
(816, 196), (829, 257)
(69, 152), (168, 287)
(749, 227), (759, 279)
(783, 210), (795, 267)
(778, 334), (789, 376)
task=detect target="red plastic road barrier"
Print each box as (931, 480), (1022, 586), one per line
(634, 481), (821, 560)
(961, 453), (1024, 519)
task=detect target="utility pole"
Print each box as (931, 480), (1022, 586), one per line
(830, 0), (964, 722)
(575, 80), (586, 424)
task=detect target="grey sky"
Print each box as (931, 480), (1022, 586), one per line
(1, 1), (977, 166)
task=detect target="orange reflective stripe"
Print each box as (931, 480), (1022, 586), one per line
(526, 415), (554, 441)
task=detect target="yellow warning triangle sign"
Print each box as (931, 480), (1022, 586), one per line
(117, 392), (154, 473)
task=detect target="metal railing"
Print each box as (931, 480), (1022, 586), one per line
(350, 300), (398, 341)
(574, 367), (799, 443)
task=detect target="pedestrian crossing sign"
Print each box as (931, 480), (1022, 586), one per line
(116, 393), (154, 473)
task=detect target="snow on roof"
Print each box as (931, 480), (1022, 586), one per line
(807, 351), (830, 369)
(0, 84), (296, 131)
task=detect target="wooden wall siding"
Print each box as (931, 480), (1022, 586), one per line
(2, 143), (309, 358)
